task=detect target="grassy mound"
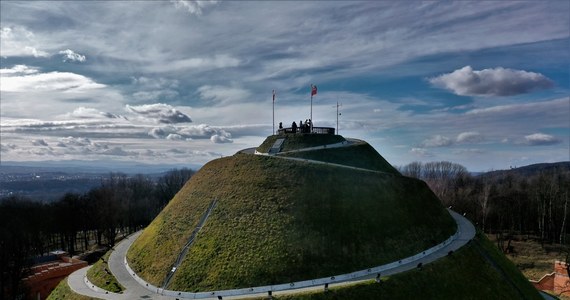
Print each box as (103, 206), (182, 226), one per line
(47, 279), (93, 300)
(279, 142), (400, 174)
(256, 134), (346, 153)
(128, 151), (455, 291)
(267, 234), (542, 300)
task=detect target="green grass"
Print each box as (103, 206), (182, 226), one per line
(47, 279), (95, 300)
(253, 235), (542, 300)
(256, 134), (346, 153)
(86, 249), (124, 293)
(280, 142), (400, 174)
(128, 151), (456, 291)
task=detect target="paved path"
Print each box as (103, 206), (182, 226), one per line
(68, 231), (176, 299)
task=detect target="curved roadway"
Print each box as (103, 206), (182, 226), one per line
(67, 141), (477, 299)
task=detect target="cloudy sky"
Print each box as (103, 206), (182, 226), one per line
(1, 1), (569, 172)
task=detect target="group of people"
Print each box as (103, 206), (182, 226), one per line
(278, 119), (313, 134)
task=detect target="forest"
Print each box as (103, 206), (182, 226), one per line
(0, 168), (194, 299)
(400, 161), (570, 249)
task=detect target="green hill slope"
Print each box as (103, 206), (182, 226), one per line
(279, 141), (400, 174)
(270, 234), (542, 300)
(127, 139), (456, 291)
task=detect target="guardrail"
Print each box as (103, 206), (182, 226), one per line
(126, 231), (459, 299)
(277, 127), (335, 135)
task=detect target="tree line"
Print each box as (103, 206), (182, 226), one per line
(400, 161), (570, 249)
(0, 168), (194, 299)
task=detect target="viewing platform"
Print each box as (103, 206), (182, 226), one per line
(277, 126), (335, 135)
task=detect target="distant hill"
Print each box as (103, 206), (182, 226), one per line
(480, 161), (570, 178)
(126, 134), (542, 299)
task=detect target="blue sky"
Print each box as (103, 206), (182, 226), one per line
(1, 1), (569, 172)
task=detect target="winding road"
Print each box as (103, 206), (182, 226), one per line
(67, 141), (477, 299)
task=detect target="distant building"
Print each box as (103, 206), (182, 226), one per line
(531, 260), (570, 297)
(22, 251), (87, 300)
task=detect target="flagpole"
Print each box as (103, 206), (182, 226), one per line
(272, 90), (275, 135)
(310, 94), (313, 132)
(336, 100), (339, 135)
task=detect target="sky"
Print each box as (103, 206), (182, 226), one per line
(1, 1), (569, 172)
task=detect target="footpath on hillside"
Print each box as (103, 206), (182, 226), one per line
(66, 142), (477, 300)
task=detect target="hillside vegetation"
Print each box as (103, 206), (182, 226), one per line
(279, 142), (400, 174)
(266, 234), (541, 300)
(128, 138), (456, 291)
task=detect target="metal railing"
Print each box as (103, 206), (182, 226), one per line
(277, 126), (335, 135)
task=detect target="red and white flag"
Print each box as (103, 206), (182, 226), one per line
(311, 84), (317, 96)
(273, 90), (276, 102)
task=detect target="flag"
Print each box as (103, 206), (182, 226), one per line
(311, 84), (317, 96)
(273, 90), (275, 102)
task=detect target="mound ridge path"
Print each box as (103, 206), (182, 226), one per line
(66, 142), (477, 300)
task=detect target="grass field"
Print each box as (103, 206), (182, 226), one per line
(85, 249), (124, 293)
(128, 149), (456, 291)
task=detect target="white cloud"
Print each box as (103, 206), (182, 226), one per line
(421, 135), (453, 148)
(0, 65), (105, 92)
(410, 148), (433, 157)
(0, 26), (49, 57)
(59, 49), (86, 62)
(197, 85), (252, 103)
(456, 131), (484, 144)
(0, 65), (39, 75)
(172, 0), (217, 15)
(429, 66), (554, 96)
(125, 103), (192, 124)
(166, 133), (184, 140)
(150, 54), (241, 72)
(524, 133), (561, 146)
(210, 133), (233, 144)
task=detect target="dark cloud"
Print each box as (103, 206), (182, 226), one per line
(67, 107), (128, 119)
(126, 103), (192, 124)
(32, 139), (48, 146)
(147, 124), (233, 143)
(429, 66), (554, 96)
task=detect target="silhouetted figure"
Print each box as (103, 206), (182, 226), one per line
(299, 120), (303, 132)
(292, 121), (297, 133)
(279, 122), (283, 129)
